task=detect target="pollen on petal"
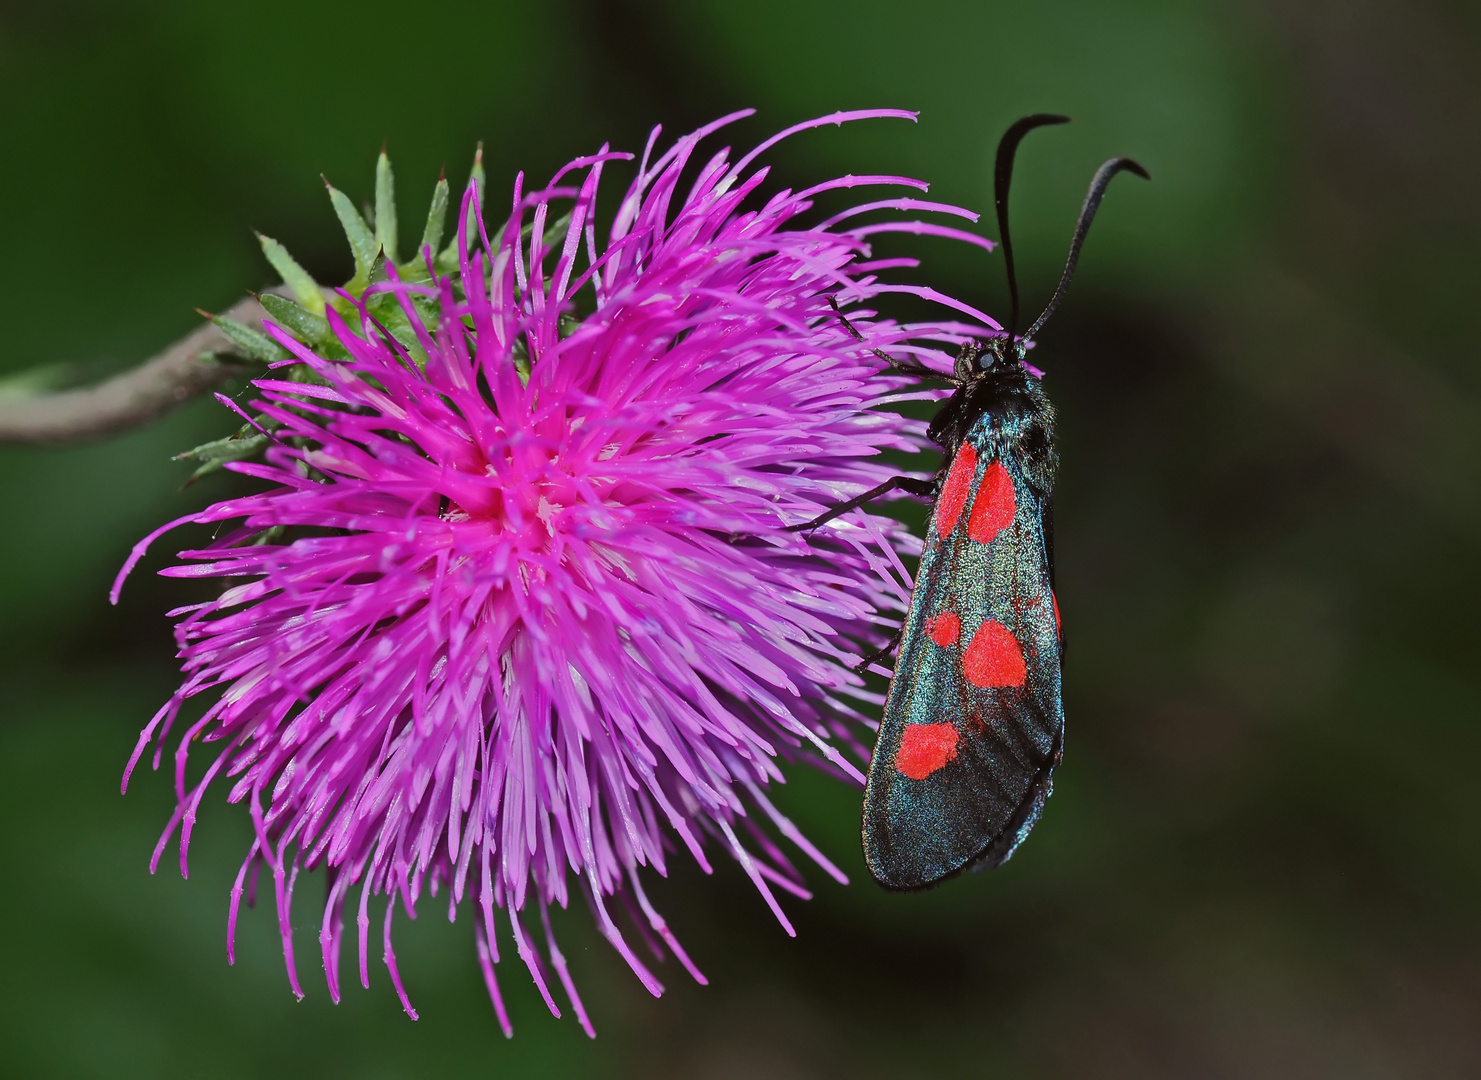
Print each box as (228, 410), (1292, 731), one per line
(926, 610), (961, 646)
(933, 442), (977, 539)
(895, 722), (959, 779)
(967, 461), (1015, 544)
(963, 618), (1027, 688)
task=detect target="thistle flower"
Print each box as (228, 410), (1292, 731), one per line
(114, 109), (999, 1035)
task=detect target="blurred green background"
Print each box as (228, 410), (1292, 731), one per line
(2, 0), (1478, 1076)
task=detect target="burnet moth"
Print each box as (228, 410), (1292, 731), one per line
(798, 115), (1148, 889)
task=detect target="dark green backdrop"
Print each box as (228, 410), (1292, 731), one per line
(2, 1), (1478, 1076)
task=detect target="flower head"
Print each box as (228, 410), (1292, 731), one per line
(115, 109), (998, 1035)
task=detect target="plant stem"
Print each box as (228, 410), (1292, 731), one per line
(0, 296), (269, 446)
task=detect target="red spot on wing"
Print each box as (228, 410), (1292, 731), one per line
(895, 723), (960, 780)
(926, 610), (961, 647)
(963, 619), (1027, 688)
(967, 461), (1016, 544)
(933, 442), (977, 539)
(1052, 591), (1061, 638)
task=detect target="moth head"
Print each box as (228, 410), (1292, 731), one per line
(970, 335), (1029, 380)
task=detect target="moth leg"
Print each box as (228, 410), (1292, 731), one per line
(787, 474), (936, 533)
(951, 339), (982, 382)
(853, 623), (905, 675)
(829, 296), (949, 381)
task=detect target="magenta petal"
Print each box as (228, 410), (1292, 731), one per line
(123, 110), (999, 1033)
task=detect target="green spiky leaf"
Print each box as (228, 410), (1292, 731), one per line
(376, 150), (399, 265)
(417, 173), (450, 266)
(438, 142), (485, 266)
(201, 311), (288, 364)
(325, 178), (379, 292)
(368, 250), (391, 287)
(256, 233), (324, 315)
(172, 421), (278, 485)
(259, 293), (333, 348)
(470, 140), (486, 197)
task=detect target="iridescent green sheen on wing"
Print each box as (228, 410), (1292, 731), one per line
(862, 407), (1063, 891)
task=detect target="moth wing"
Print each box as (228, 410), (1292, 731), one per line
(862, 442), (1063, 890)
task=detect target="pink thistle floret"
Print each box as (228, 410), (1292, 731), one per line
(114, 109), (999, 1036)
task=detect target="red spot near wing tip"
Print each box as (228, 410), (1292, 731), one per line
(1052, 591), (1061, 638)
(926, 610), (961, 647)
(967, 461), (1015, 544)
(963, 618), (1027, 688)
(933, 442), (977, 539)
(895, 723), (959, 780)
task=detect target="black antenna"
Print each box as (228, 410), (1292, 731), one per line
(994, 114), (1070, 348)
(1024, 156), (1150, 342)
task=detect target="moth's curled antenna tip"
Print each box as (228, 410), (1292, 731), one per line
(1023, 155), (1151, 342)
(993, 115), (1075, 346)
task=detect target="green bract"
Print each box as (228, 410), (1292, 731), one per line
(178, 147), (486, 479)
(213, 144), (486, 372)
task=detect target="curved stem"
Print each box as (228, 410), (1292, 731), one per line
(0, 295), (268, 446)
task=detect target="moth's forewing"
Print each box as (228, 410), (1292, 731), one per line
(862, 428), (1063, 890)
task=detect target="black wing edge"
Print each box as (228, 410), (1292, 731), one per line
(866, 715), (1065, 893)
(972, 723), (1064, 873)
(1044, 494), (1064, 660)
